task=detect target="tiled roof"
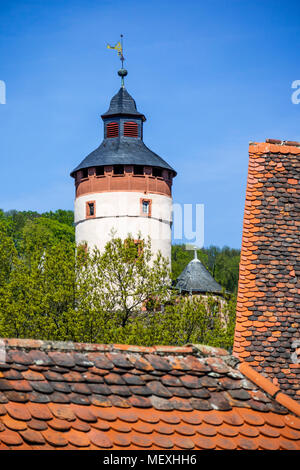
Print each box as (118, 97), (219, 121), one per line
(0, 338), (299, 450)
(233, 139), (300, 401)
(175, 253), (223, 294)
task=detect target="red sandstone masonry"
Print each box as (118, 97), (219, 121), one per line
(233, 140), (300, 401)
(75, 166), (173, 198)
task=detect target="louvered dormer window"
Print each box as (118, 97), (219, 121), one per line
(106, 122), (119, 138)
(124, 121), (138, 138)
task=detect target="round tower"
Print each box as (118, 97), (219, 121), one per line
(70, 75), (176, 264)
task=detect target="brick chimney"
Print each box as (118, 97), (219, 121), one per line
(233, 139), (300, 401)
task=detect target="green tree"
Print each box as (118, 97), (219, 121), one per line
(105, 294), (236, 350)
(21, 217), (75, 257)
(0, 217), (17, 289)
(3, 210), (40, 252)
(42, 209), (74, 227)
(71, 235), (171, 343)
(0, 240), (76, 340)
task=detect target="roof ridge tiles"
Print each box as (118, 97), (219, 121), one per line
(0, 338), (229, 358)
(249, 140), (300, 155)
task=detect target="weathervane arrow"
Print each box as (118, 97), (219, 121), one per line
(107, 34), (127, 87)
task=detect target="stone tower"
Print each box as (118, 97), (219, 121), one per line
(70, 77), (176, 264)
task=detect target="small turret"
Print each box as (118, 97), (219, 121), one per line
(175, 250), (223, 295)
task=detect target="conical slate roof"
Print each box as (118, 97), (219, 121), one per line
(71, 138), (175, 175)
(101, 87), (146, 121)
(175, 252), (223, 295)
(70, 86), (176, 177)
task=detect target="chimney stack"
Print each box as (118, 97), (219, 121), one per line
(233, 140), (300, 401)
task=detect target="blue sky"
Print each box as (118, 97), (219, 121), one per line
(0, 0), (299, 248)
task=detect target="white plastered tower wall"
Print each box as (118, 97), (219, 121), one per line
(74, 191), (173, 265)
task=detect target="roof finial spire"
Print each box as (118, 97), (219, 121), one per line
(107, 34), (128, 88)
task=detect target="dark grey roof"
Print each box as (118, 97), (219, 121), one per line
(70, 86), (176, 177)
(175, 253), (223, 295)
(101, 87), (146, 121)
(70, 138), (176, 176)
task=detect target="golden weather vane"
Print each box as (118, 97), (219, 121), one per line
(107, 34), (127, 87)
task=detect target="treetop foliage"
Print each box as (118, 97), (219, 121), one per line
(0, 209), (237, 350)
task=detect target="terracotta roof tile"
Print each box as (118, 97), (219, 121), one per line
(87, 354), (114, 370)
(257, 436), (280, 451)
(194, 435), (216, 449)
(131, 433), (152, 448)
(173, 435), (195, 449)
(152, 434), (173, 448)
(92, 420), (110, 431)
(0, 338), (299, 450)
(67, 429), (90, 447)
(73, 405), (97, 422)
(106, 353), (132, 369)
(116, 409), (138, 423)
(27, 391), (50, 404)
(47, 403), (75, 421)
(2, 370), (23, 381)
(239, 424), (260, 437)
(21, 370), (44, 382)
(280, 438), (300, 450)
(132, 421), (153, 434)
(110, 420), (131, 433)
(159, 412), (180, 425)
(284, 414), (300, 430)
(71, 419), (90, 432)
(19, 428), (45, 445)
(280, 426), (300, 441)
(216, 436), (236, 450)
(88, 428), (113, 448)
(111, 433), (131, 447)
(144, 354), (172, 372)
(27, 419), (48, 431)
(170, 396), (193, 411)
(48, 418), (72, 431)
(42, 428), (67, 447)
(153, 422), (173, 435)
(222, 410), (244, 426)
(128, 395), (152, 408)
(0, 429), (23, 446)
(1, 414), (27, 431)
(180, 412), (202, 425)
(219, 425), (239, 437)
(5, 402), (31, 421)
(197, 423), (217, 436)
(90, 394), (111, 407)
(236, 435), (258, 450)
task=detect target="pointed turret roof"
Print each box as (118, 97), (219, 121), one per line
(70, 85), (176, 177)
(101, 87), (146, 121)
(175, 251), (223, 295)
